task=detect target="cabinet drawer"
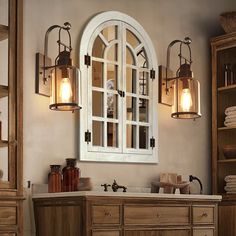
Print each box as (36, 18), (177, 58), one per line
(193, 228), (214, 236)
(92, 230), (120, 236)
(192, 206), (214, 224)
(92, 205), (121, 225)
(0, 207), (16, 225)
(124, 205), (190, 225)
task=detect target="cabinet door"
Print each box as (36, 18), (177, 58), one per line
(124, 229), (190, 236)
(34, 205), (82, 236)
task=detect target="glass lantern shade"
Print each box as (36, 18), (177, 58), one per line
(49, 65), (81, 111)
(171, 76), (201, 119)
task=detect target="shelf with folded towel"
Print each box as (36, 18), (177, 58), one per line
(218, 84), (236, 92)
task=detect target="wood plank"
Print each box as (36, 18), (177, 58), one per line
(0, 85), (8, 98)
(0, 24), (8, 41)
(218, 126), (236, 131)
(218, 84), (236, 92)
(218, 159), (236, 163)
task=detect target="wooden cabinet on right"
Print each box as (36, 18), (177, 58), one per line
(211, 32), (236, 236)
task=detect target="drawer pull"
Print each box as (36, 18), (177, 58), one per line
(156, 214), (160, 218)
(202, 212), (208, 217)
(104, 211), (111, 217)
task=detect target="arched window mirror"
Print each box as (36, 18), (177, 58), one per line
(79, 11), (158, 163)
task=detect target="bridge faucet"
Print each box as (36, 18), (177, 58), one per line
(112, 180), (127, 192)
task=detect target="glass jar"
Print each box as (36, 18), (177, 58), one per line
(62, 158), (80, 192)
(48, 165), (62, 193)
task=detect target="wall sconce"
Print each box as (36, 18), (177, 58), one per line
(159, 37), (201, 119)
(36, 22), (81, 111)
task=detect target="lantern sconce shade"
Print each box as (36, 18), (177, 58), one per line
(158, 37), (201, 119)
(35, 22), (81, 111)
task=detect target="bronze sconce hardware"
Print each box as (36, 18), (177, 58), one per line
(159, 37), (201, 119)
(35, 22), (81, 111)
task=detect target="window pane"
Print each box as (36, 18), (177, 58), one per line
(92, 121), (104, 146)
(139, 71), (149, 96)
(101, 25), (117, 42)
(137, 47), (148, 68)
(107, 93), (118, 119)
(92, 36), (106, 58)
(126, 29), (140, 49)
(139, 99), (149, 122)
(92, 91), (103, 117)
(126, 124), (136, 148)
(139, 126), (148, 149)
(107, 122), (118, 147)
(126, 46), (135, 65)
(92, 61), (103, 88)
(107, 44), (118, 62)
(107, 64), (117, 90)
(126, 68), (136, 94)
(127, 96), (137, 121)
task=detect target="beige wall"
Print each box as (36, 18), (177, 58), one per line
(23, 0), (236, 235)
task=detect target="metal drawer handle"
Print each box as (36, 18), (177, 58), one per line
(202, 212), (208, 217)
(104, 211), (111, 217)
(156, 213), (160, 218)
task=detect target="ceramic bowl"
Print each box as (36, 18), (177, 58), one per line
(223, 145), (236, 159)
(220, 12), (236, 33)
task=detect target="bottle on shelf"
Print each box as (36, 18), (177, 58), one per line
(48, 165), (62, 193)
(62, 158), (80, 192)
(224, 64), (234, 86)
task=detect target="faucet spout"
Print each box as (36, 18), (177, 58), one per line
(112, 180), (127, 192)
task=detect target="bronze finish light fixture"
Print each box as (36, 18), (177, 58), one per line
(159, 37), (201, 119)
(36, 22), (81, 111)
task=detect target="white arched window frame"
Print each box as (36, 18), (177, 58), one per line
(79, 11), (158, 163)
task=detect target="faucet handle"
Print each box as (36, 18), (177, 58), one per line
(101, 183), (111, 192)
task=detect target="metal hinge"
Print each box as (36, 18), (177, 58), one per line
(150, 69), (156, 80)
(150, 137), (155, 149)
(117, 89), (125, 97)
(84, 54), (91, 66)
(85, 130), (91, 144)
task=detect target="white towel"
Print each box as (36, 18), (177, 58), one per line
(226, 183), (236, 187)
(225, 117), (236, 122)
(225, 114), (236, 120)
(224, 121), (236, 127)
(225, 186), (236, 191)
(225, 175), (236, 182)
(225, 106), (236, 114)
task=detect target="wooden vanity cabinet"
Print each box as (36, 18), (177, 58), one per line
(33, 195), (219, 236)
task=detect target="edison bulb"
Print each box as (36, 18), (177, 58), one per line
(60, 77), (72, 103)
(180, 88), (192, 112)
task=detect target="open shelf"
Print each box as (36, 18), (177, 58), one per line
(218, 159), (236, 163)
(0, 85), (8, 98)
(218, 84), (236, 92)
(218, 126), (236, 131)
(0, 140), (8, 148)
(0, 24), (8, 41)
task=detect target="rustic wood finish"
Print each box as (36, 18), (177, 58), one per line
(0, 0), (23, 236)
(211, 32), (236, 236)
(33, 195), (219, 236)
